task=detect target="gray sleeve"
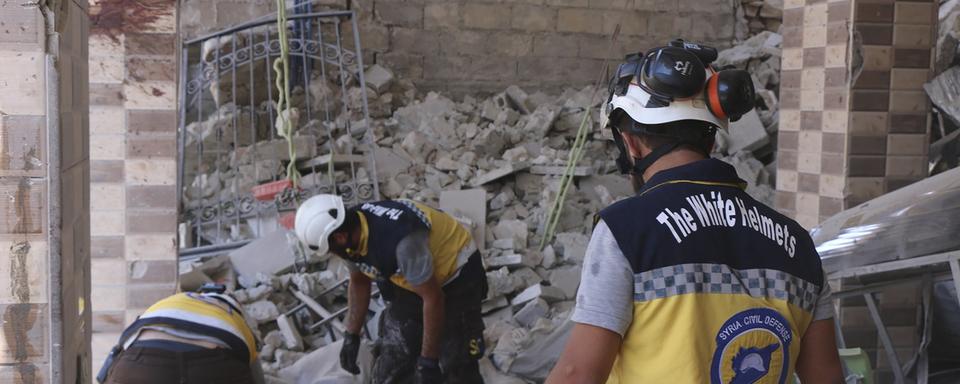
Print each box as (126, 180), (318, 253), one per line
(396, 229), (434, 286)
(812, 271), (835, 321)
(570, 220), (635, 337)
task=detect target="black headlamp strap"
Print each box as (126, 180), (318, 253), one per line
(609, 125), (633, 174)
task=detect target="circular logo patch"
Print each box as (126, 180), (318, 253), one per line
(710, 308), (793, 384)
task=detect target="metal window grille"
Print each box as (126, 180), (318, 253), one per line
(177, 10), (379, 259)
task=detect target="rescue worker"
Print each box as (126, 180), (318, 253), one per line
(294, 195), (486, 384)
(546, 40), (844, 383)
(97, 283), (264, 384)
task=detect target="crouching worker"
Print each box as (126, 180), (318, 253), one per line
(295, 195), (487, 384)
(97, 283), (264, 384)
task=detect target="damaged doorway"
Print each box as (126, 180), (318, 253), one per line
(177, 10), (380, 260)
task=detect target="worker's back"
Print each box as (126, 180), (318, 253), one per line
(596, 158), (828, 383)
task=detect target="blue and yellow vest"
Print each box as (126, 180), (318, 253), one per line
(119, 292), (258, 363)
(599, 159), (825, 384)
(350, 199), (474, 292)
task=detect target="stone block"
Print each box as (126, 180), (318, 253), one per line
(90, 55), (125, 84)
(92, 236), (124, 259)
(276, 314), (304, 350)
(91, 285), (126, 311)
(229, 230), (299, 277)
(91, 183), (125, 211)
(123, 81), (176, 110)
(557, 8), (605, 34)
(125, 33), (176, 56)
(463, 3), (511, 29)
(127, 260), (177, 285)
(0, 304), (47, 364)
(124, 234), (176, 261)
(90, 106), (126, 135)
(126, 210), (177, 234)
(127, 283), (176, 309)
(512, 5), (556, 31)
(91, 211), (124, 237)
(0, 115), (45, 177)
(488, 254), (524, 268)
(126, 185), (176, 209)
(549, 265), (582, 299)
(126, 135), (176, 158)
(532, 34), (578, 58)
(125, 159), (176, 185)
(471, 162), (530, 186)
(127, 57), (176, 82)
(376, 2), (423, 27)
(514, 298), (549, 328)
(440, 189), (487, 251)
(424, 2), (460, 29)
(0, 51), (44, 115)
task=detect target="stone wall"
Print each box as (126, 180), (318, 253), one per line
(0, 0), (91, 382)
(179, 0), (738, 94)
(88, 0), (180, 374)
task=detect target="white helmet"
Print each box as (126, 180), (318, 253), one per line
(294, 194), (345, 255)
(604, 69), (727, 131)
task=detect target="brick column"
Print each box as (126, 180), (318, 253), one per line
(776, 0), (936, 229)
(88, 0), (179, 374)
(1, 1), (91, 382)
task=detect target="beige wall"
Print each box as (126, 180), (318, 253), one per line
(88, 0), (180, 374)
(179, 0), (737, 94)
(0, 0), (91, 382)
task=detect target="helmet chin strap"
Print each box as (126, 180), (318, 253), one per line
(611, 124), (686, 191)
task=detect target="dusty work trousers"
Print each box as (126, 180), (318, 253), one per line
(373, 252), (488, 384)
(103, 346), (255, 384)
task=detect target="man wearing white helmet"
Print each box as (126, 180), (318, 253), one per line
(295, 195), (485, 384)
(546, 40), (843, 383)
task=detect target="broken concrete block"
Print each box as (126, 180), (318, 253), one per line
(727, 109), (770, 154)
(523, 104), (561, 138)
(493, 219), (529, 249)
(229, 230), (301, 278)
(530, 165), (594, 177)
(276, 314), (304, 351)
(541, 245), (557, 269)
(482, 296), (510, 314)
(511, 284), (567, 308)
(502, 146), (529, 162)
(488, 254), (524, 268)
(471, 162), (530, 187)
(492, 238), (516, 250)
(514, 298), (549, 328)
(364, 64), (395, 94)
(439, 189), (487, 251)
(549, 265), (583, 299)
(554, 232), (589, 263)
(504, 85), (533, 114)
(245, 300), (281, 324)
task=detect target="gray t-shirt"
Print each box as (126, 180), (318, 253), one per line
(345, 229), (439, 286)
(571, 220), (835, 337)
(396, 229), (434, 286)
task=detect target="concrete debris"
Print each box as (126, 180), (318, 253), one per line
(727, 110), (770, 154)
(514, 298), (549, 328)
(246, 300), (281, 324)
(185, 47), (791, 380)
(363, 64), (395, 94)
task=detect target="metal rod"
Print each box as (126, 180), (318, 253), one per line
(865, 292), (905, 383)
(186, 11), (355, 45)
(178, 45), (189, 249)
(178, 240), (251, 260)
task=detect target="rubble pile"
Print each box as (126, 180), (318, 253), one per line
(180, 25), (787, 382)
(735, 0), (783, 39)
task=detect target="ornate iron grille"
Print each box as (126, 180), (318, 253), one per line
(177, 11), (379, 259)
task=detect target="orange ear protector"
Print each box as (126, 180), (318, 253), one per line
(704, 68), (756, 122)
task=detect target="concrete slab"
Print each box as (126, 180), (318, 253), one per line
(439, 189), (487, 250)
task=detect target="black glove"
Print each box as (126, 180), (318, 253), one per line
(339, 332), (361, 375)
(414, 356), (443, 384)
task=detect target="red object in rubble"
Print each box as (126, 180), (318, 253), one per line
(252, 179), (293, 201)
(279, 212), (297, 230)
